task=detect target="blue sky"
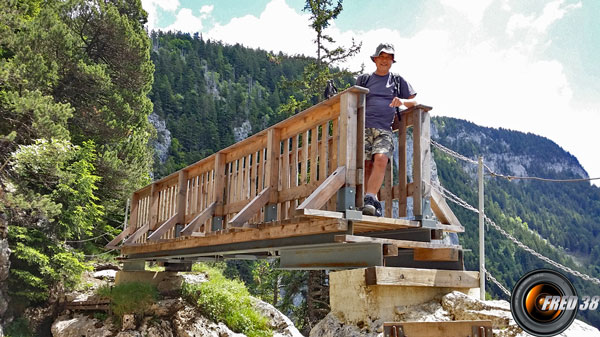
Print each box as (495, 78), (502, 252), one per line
(142, 0), (600, 185)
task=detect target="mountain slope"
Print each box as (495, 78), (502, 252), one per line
(432, 116), (600, 326)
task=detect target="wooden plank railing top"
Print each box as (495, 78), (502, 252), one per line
(146, 86), (369, 189)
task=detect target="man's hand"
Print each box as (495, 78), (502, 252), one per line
(390, 97), (417, 108)
(389, 97), (404, 107)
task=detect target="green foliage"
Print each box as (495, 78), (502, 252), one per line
(97, 282), (159, 323)
(0, 0), (154, 318)
(6, 226), (91, 303)
(182, 264), (272, 337)
(4, 317), (33, 337)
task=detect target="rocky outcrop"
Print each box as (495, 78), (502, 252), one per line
(310, 291), (600, 337)
(52, 271), (302, 337)
(148, 112), (172, 166)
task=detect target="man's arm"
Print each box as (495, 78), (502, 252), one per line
(389, 94), (417, 108)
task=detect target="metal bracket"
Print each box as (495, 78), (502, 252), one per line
(174, 224), (184, 238)
(265, 204), (278, 222)
(414, 198), (438, 229)
(383, 324), (405, 337)
(211, 216), (223, 231)
(344, 209), (363, 221)
(336, 187), (356, 211)
(472, 325), (493, 337)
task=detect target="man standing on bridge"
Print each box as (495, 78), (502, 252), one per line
(356, 43), (417, 217)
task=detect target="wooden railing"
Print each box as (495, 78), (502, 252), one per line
(107, 86), (458, 249)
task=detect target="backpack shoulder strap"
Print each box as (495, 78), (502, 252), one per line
(357, 73), (371, 87)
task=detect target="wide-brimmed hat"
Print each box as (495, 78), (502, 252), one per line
(370, 43), (396, 63)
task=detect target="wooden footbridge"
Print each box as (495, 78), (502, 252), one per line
(107, 86), (465, 271)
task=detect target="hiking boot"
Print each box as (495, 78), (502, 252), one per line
(363, 195), (382, 217)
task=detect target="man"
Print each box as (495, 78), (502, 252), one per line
(356, 43), (417, 216)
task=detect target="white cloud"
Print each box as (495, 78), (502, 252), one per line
(200, 5), (214, 15)
(149, 0), (598, 183)
(141, 0), (180, 31)
(507, 0), (582, 36)
(440, 0), (495, 25)
(164, 8), (205, 34)
(206, 0), (314, 56)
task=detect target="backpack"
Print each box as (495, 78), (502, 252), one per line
(357, 73), (404, 97)
(357, 73), (406, 116)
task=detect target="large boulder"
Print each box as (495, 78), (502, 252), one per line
(51, 314), (114, 337)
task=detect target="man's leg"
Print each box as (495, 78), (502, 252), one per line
(366, 153), (388, 195)
(364, 159), (373, 194)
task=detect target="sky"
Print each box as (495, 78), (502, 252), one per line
(141, 0), (600, 186)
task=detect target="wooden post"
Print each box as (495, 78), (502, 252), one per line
(265, 128), (281, 221)
(356, 92), (365, 208)
(129, 192), (140, 230)
(149, 183), (159, 230)
(337, 91), (358, 211)
(212, 153), (226, 231)
(421, 108), (432, 214)
(177, 170), (188, 225)
(398, 115), (407, 217)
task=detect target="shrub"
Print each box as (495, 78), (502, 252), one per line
(96, 282), (159, 324)
(4, 317), (33, 337)
(183, 263), (272, 337)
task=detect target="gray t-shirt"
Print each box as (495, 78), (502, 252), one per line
(359, 73), (416, 130)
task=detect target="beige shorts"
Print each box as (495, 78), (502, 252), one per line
(365, 128), (394, 160)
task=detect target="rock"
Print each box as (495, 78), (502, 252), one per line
(24, 304), (59, 336)
(149, 112), (172, 166)
(394, 299), (452, 322)
(309, 312), (381, 337)
(122, 314), (136, 331)
(442, 291), (514, 327)
(180, 273), (208, 285)
(251, 297), (303, 337)
(172, 306), (245, 337)
(117, 317), (174, 337)
(51, 314), (114, 337)
(93, 269), (117, 280)
(148, 298), (185, 317)
(93, 263), (120, 272)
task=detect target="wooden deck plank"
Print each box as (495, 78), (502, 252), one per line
(121, 217), (348, 255)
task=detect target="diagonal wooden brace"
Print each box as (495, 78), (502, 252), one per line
(296, 166), (346, 212)
(105, 225), (135, 249)
(228, 187), (271, 227)
(146, 214), (178, 242)
(123, 223), (149, 245)
(181, 202), (216, 236)
(431, 188), (462, 227)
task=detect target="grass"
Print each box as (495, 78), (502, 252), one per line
(183, 263), (272, 337)
(96, 282), (159, 326)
